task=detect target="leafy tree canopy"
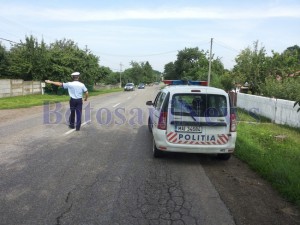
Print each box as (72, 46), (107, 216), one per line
(163, 47), (225, 88)
(1, 36), (299, 104)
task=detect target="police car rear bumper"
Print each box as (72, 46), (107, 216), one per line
(153, 129), (236, 154)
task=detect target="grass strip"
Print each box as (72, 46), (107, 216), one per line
(236, 109), (300, 207)
(0, 88), (123, 109)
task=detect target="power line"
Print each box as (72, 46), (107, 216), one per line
(93, 50), (178, 58)
(213, 39), (240, 53)
(0, 37), (18, 44)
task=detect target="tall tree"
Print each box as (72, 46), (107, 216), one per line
(0, 43), (9, 78)
(7, 36), (50, 80)
(48, 39), (100, 86)
(163, 47), (225, 86)
(233, 41), (268, 94)
(174, 47), (209, 80)
(98, 66), (113, 84)
(121, 61), (156, 85)
(141, 61), (155, 83)
(163, 62), (176, 80)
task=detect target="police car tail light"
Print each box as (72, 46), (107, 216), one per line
(158, 111), (168, 130)
(230, 113), (237, 132)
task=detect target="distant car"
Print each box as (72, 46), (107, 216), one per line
(124, 83), (135, 91)
(138, 83), (145, 89)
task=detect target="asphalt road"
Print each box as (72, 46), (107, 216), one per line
(0, 86), (235, 225)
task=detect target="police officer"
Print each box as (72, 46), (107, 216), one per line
(45, 72), (89, 131)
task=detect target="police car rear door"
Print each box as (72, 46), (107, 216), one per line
(202, 93), (229, 144)
(167, 89), (207, 144)
(167, 89), (229, 145)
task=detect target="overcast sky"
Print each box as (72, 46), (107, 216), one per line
(0, 0), (299, 72)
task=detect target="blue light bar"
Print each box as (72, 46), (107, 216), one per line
(188, 80), (208, 86)
(163, 80), (185, 85)
(163, 80), (208, 86)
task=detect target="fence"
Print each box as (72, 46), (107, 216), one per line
(237, 93), (300, 128)
(0, 79), (43, 98)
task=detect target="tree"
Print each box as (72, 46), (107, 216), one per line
(141, 61), (155, 84)
(233, 41), (268, 94)
(0, 43), (9, 77)
(128, 61), (143, 84)
(269, 45), (300, 78)
(104, 71), (120, 85)
(119, 61), (156, 85)
(174, 47), (209, 80)
(163, 47), (226, 87)
(7, 36), (50, 80)
(260, 45), (300, 101)
(210, 57), (225, 88)
(163, 62), (176, 80)
(48, 39), (100, 86)
(78, 50), (100, 86)
(220, 72), (234, 92)
(97, 66), (113, 84)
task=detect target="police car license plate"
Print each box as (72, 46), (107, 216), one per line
(175, 125), (202, 133)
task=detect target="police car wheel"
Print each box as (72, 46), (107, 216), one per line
(148, 117), (153, 133)
(217, 153), (231, 160)
(153, 139), (163, 158)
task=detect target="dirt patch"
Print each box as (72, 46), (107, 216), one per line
(0, 106), (43, 124)
(200, 155), (300, 225)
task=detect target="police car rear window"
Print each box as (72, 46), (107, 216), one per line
(170, 94), (228, 117)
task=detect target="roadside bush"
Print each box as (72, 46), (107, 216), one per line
(262, 77), (300, 101)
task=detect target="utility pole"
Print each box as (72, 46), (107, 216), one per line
(119, 63), (123, 88)
(208, 38), (213, 86)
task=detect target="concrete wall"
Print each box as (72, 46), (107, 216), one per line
(0, 79), (43, 98)
(237, 93), (300, 128)
(0, 79), (11, 98)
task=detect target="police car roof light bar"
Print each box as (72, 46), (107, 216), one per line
(163, 80), (208, 86)
(188, 80), (208, 86)
(163, 80), (185, 85)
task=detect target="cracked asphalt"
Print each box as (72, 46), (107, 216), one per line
(0, 86), (235, 225)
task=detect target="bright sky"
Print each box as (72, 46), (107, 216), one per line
(0, 0), (299, 72)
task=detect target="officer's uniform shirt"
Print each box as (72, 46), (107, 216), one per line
(63, 81), (88, 99)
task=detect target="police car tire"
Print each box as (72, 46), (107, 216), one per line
(153, 139), (163, 158)
(148, 117), (153, 133)
(217, 153), (231, 160)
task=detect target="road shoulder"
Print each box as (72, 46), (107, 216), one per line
(200, 156), (300, 225)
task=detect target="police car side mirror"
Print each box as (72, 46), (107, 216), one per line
(146, 101), (153, 106)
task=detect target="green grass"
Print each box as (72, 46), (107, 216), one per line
(0, 95), (69, 109)
(236, 109), (300, 207)
(0, 88), (123, 109)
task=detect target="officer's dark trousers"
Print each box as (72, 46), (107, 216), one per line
(69, 98), (83, 130)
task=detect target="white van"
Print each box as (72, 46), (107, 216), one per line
(146, 80), (237, 160)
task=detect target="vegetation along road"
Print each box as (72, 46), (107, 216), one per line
(0, 86), (299, 225)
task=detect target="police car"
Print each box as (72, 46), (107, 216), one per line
(146, 80), (237, 160)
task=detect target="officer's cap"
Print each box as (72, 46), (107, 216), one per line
(71, 72), (80, 76)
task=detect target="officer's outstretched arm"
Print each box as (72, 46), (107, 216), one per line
(45, 80), (63, 87)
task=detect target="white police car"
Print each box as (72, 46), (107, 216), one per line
(146, 80), (237, 160)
